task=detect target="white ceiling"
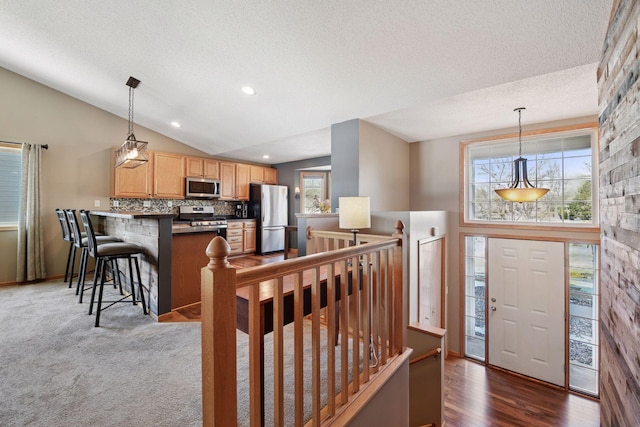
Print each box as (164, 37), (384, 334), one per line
(0, 0), (612, 164)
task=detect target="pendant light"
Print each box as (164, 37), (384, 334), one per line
(494, 107), (549, 202)
(114, 76), (149, 168)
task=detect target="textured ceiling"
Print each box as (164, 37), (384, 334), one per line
(0, 0), (612, 164)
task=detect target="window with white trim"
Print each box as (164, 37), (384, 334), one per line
(0, 146), (21, 226)
(463, 127), (598, 227)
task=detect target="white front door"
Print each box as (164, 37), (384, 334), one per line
(488, 238), (565, 386)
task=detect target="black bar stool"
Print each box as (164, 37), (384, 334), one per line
(79, 210), (148, 327)
(55, 209), (75, 285)
(65, 209), (121, 302)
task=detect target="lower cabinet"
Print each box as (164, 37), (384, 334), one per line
(227, 221), (244, 255)
(171, 231), (219, 309)
(243, 220), (256, 253)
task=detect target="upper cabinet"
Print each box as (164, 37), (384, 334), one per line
(112, 148), (153, 198)
(220, 161), (250, 201)
(186, 157), (219, 179)
(263, 167), (278, 184)
(153, 152), (185, 198)
(250, 165), (278, 184)
(112, 150), (270, 200)
(236, 163), (250, 200)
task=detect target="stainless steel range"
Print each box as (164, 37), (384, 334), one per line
(173, 206), (227, 236)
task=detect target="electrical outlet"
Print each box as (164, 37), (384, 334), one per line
(112, 200), (120, 207)
(94, 199), (100, 207)
(167, 201), (173, 208)
(143, 201), (151, 208)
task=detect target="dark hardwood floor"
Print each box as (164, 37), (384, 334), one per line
(166, 251), (600, 426)
(444, 357), (600, 427)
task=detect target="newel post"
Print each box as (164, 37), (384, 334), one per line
(201, 236), (237, 426)
(392, 220), (407, 353)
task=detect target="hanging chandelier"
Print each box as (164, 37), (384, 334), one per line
(114, 76), (149, 168)
(494, 107), (549, 203)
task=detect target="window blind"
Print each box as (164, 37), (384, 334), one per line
(0, 147), (21, 225)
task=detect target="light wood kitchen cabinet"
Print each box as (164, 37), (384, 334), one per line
(226, 221), (243, 255)
(220, 161), (250, 200)
(220, 162), (236, 200)
(243, 220), (256, 253)
(263, 167), (278, 184)
(153, 152), (185, 198)
(250, 165), (264, 183)
(227, 220), (256, 254)
(250, 165), (278, 184)
(186, 157), (219, 179)
(111, 148), (153, 198)
(236, 163), (250, 200)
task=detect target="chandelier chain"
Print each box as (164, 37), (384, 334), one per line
(517, 107), (523, 157)
(128, 86), (135, 137)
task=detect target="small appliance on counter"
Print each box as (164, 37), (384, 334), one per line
(235, 202), (248, 218)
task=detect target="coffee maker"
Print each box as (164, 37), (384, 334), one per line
(235, 202), (248, 218)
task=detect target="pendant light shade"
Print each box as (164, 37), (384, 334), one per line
(115, 76), (149, 168)
(495, 108), (549, 202)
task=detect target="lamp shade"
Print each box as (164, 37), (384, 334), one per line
(339, 197), (371, 230)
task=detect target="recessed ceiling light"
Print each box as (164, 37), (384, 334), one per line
(262, 154), (270, 159)
(170, 121), (182, 128)
(242, 86), (256, 96)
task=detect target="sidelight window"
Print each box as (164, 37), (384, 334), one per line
(568, 242), (599, 396)
(464, 235), (486, 361)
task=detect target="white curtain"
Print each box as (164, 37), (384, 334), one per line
(16, 143), (46, 282)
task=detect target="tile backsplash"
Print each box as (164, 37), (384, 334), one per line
(110, 198), (237, 216)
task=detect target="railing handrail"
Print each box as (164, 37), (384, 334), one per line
(236, 237), (400, 288)
(409, 347), (442, 366)
(307, 228), (392, 242)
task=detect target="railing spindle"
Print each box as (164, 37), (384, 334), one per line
(274, 276), (284, 426)
(351, 255), (360, 392)
(311, 267), (321, 424)
(294, 272), (304, 427)
(249, 281), (261, 426)
(339, 259), (349, 405)
(326, 262), (336, 416)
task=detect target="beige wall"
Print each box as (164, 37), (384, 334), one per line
(359, 120), (410, 211)
(0, 67), (209, 283)
(409, 115), (600, 355)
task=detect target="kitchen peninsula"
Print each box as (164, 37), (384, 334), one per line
(91, 210), (174, 317)
(91, 210), (256, 319)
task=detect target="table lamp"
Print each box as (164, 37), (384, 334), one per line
(339, 196), (371, 246)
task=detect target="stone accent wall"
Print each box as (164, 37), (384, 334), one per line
(598, 1), (640, 425)
(109, 198), (237, 216)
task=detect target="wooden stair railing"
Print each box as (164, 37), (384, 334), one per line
(409, 347), (442, 366)
(202, 221), (407, 427)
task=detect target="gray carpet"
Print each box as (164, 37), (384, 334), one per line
(0, 279), (351, 426)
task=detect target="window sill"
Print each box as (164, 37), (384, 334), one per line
(460, 219), (600, 234)
(0, 225), (18, 231)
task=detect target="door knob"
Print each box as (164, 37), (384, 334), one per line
(490, 306), (496, 311)
(491, 297), (496, 302)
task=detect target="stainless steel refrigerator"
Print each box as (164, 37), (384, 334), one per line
(250, 184), (288, 254)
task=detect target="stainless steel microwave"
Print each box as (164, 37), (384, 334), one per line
(185, 176), (221, 198)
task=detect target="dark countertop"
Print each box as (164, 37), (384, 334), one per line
(90, 210), (175, 219)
